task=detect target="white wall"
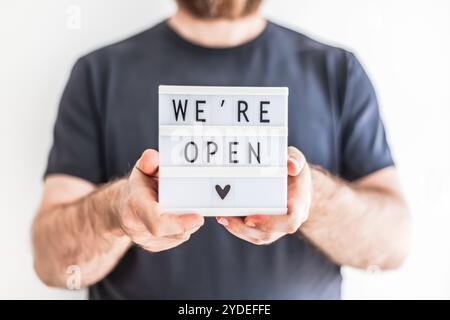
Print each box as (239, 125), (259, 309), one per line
(1, 0), (449, 299)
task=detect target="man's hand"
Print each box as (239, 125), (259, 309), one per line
(32, 149), (204, 287)
(215, 146), (311, 245)
(115, 149), (205, 252)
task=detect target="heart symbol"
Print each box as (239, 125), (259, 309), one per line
(215, 184), (231, 200)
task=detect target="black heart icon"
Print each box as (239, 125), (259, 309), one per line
(215, 184), (231, 200)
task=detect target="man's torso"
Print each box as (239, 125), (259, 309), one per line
(72, 21), (348, 299)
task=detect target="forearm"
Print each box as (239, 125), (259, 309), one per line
(31, 179), (131, 288)
(300, 167), (411, 270)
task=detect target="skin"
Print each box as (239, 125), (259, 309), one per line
(217, 148), (411, 270)
(32, 4), (411, 288)
(32, 150), (204, 287)
(168, 5), (266, 47)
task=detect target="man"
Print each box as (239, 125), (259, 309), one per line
(32, 0), (411, 299)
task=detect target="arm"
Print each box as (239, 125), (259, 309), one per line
(217, 147), (411, 271)
(301, 165), (411, 270)
(32, 176), (130, 288)
(32, 149), (204, 288)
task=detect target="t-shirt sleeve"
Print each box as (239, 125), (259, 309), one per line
(340, 52), (395, 181)
(44, 57), (106, 184)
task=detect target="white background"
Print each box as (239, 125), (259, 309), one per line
(0, 0), (449, 299)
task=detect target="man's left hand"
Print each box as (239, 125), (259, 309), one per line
(216, 146), (312, 245)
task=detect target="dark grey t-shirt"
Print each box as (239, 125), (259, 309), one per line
(45, 21), (394, 299)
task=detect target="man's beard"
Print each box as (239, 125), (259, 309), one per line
(176, 0), (263, 19)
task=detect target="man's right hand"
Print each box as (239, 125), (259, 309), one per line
(33, 149), (203, 287)
(114, 149), (204, 252)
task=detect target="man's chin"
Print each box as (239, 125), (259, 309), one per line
(176, 0), (263, 20)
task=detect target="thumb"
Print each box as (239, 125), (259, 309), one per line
(134, 149), (159, 178)
(287, 146), (306, 177)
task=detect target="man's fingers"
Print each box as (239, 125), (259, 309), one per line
(244, 173), (311, 233)
(287, 146), (306, 177)
(287, 157), (300, 176)
(130, 225), (197, 252)
(167, 230), (196, 241)
(146, 213), (204, 237)
(139, 235), (191, 252)
(244, 214), (304, 234)
(164, 213), (205, 234)
(143, 220), (200, 252)
(216, 217), (272, 244)
(135, 149), (160, 178)
(180, 223), (203, 236)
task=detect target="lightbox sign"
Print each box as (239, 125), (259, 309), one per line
(158, 85), (288, 216)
